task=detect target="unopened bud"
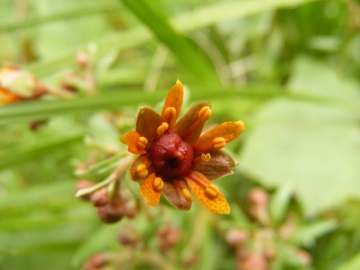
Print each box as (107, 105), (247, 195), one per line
(157, 225), (181, 252)
(226, 228), (248, 247)
(91, 188), (109, 207)
(118, 226), (139, 247)
(296, 250), (312, 266)
(249, 188), (268, 207)
(237, 254), (269, 270)
(97, 203), (124, 224)
(76, 51), (89, 68)
(84, 253), (107, 270)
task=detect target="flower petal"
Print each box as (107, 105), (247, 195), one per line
(162, 179), (192, 211)
(140, 173), (161, 206)
(136, 106), (161, 141)
(0, 86), (22, 105)
(185, 171), (230, 214)
(191, 150), (238, 181)
(129, 154), (154, 182)
(161, 80), (183, 130)
(193, 121), (244, 153)
(120, 131), (147, 154)
(174, 101), (211, 144)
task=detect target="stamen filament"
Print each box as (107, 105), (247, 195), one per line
(187, 171), (208, 188)
(182, 106), (212, 140)
(174, 180), (193, 202)
(188, 172), (220, 198)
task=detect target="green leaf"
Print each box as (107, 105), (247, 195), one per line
(1, 85), (358, 126)
(335, 252), (360, 270)
(240, 57), (360, 214)
(75, 153), (126, 182)
(270, 184), (294, 224)
(288, 220), (337, 246)
(72, 223), (122, 267)
(0, 3), (122, 32)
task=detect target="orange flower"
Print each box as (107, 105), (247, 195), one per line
(120, 80), (244, 214)
(0, 64), (45, 105)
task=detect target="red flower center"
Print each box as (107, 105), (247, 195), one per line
(149, 133), (193, 179)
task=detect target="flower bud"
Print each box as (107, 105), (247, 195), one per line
(249, 188), (268, 207)
(118, 225), (139, 247)
(91, 188), (109, 207)
(97, 203), (124, 224)
(157, 225), (181, 252)
(84, 253), (107, 270)
(296, 250), (312, 266)
(76, 51), (89, 68)
(226, 228), (248, 247)
(238, 254), (269, 270)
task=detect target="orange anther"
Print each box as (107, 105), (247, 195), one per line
(157, 122), (169, 136)
(137, 163), (148, 178)
(198, 106), (212, 122)
(205, 184), (220, 198)
(213, 137), (226, 149)
(181, 189), (193, 202)
(153, 177), (164, 191)
(164, 107), (176, 121)
(137, 136), (148, 149)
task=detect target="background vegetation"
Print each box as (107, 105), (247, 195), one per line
(1, 0), (360, 269)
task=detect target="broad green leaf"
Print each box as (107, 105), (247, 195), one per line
(335, 252), (360, 270)
(240, 57), (360, 214)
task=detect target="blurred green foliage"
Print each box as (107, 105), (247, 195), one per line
(1, 0), (360, 269)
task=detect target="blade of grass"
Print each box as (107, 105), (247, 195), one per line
(27, 0), (321, 77)
(1, 85), (359, 126)
(0, 3), (122, 32)
(0, 132), (83, 170)
(120, 0), (220, 86)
